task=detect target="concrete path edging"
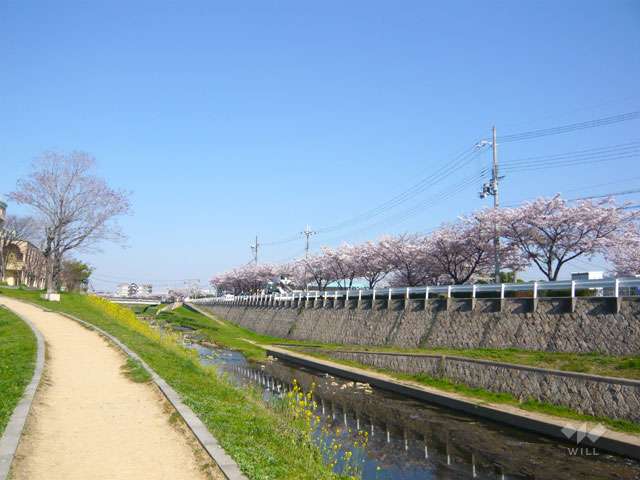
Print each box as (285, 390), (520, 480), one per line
(0, 307), (46, 480)
(266, 345), (640, 461)
(54, 310), (248, 480)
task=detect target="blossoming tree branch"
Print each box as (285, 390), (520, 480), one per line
(212, 196), (640, 294)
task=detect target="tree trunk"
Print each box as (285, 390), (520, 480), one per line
(0, 246), (4, 282)
(45, 254), (55, 293)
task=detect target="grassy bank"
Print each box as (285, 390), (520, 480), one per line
(155, 304), (293, 360)
(0, 306), (37, 435)
(0, 289), (337, 480)
(311, 344), (640, 380)
(187, 304), (640, 380)
(170, 303), (640, 434)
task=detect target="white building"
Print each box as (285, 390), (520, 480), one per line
(116, 282), (140, 297)
(571, 271), (605, 296)
(571, 271), (604, 281)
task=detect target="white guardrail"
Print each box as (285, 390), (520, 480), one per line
(190, 277), (640, 305)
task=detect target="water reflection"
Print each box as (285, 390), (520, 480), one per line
(190, 343), (640, 480)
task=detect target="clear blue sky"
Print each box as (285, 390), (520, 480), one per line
(1, 1), (639, 292)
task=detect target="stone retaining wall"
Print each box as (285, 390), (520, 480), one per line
(192, 297), (640, 355)
(310, 349), (640, 423)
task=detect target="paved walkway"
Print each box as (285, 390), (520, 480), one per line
(0, 297), (219, 480)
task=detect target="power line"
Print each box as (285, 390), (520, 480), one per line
(500, 94), (639, 130)
(91, 272), (196, 283)
(256, 111), (639, 251)
(316, 144), (484, 234)
(261, 233), (301, 246)
(502, 188), (640, 209)
(500, 141), (640, 166)
(255, 142), (484, 248)
(317, 171), (485, 246)
(561, 175), (640, 195)
(568, 188), (640, 201)
(498, 111), (640, 143)
(264, 149), (488, 252)
(501, 153), (640, 174)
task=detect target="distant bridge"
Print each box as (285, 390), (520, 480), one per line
(100, 296), (161, 305)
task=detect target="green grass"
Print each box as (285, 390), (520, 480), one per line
(311, 344), (640, 380)
(184, 304), (640, 380)
(0, 306), (37, 435)
(121, 357), (152, 383)
(158, 304), (640, 435)
(127, 304), (161, 316)
(0, 289), (337, 480)
(157, 305), (293, 361)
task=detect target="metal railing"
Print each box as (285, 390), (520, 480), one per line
(190, 277), (640, 306)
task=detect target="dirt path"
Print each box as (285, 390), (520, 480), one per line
(0, 297), (221, 480)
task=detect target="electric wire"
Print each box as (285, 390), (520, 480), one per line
(498, 111), (640, 143)
(316, 144), (484, 234)
(258, 111), (640, 250)
(259, 142), (485, 246)
(317, 172), (486, 247)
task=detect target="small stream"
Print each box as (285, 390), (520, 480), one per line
(188, 342), (640, 480)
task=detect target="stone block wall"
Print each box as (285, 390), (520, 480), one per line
(192, 297), (640, 355)
(318, 350), (640, 423)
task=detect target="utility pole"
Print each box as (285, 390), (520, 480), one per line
(491, 126), (501, 282)
(478, 126), (503, 282)
(250, 235), (259, 265)
(300, 225), (317, 292)
(301, 225), (317, 259)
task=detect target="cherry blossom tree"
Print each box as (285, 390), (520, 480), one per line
(351, 241), (391, 288)
(425, 220), (493, 284)
(425, 214), (528, 284)
(605, 223), (640, 276)
(298, 254), (335, 291)
(494, 196), (639, 281)
(321, 244), (360, 289)
(211, 263), (276, 294)
(377, 234), (436, 287)
(212, 195), (640, 292)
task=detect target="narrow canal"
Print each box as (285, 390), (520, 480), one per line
(188, 342), (640, 480)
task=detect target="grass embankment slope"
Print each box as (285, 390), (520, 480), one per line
(156, 304), (286, 361)
(0, 289), (337, 480)
(183, 303), (640, 379)
(0, 305), (37, 435)
(171, 303), (640, 434)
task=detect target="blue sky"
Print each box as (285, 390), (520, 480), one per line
(1, 1), (639, 292)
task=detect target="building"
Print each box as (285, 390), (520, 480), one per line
(1, 240), (47, 288)
(571, 271), (605, 296)
(116, 282), (141, 297)
(571, 271), (604, 282)
(116, 283), (128, 296)
(140, 284), (152, 296)
(1, 202), (47, 289)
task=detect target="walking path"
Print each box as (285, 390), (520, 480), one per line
(0, 297), (219, 480)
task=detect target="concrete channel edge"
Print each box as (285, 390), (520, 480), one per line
(266, 345), (640, 461)
(0, 306), (46, 480)
(55, 311), (249, 480)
